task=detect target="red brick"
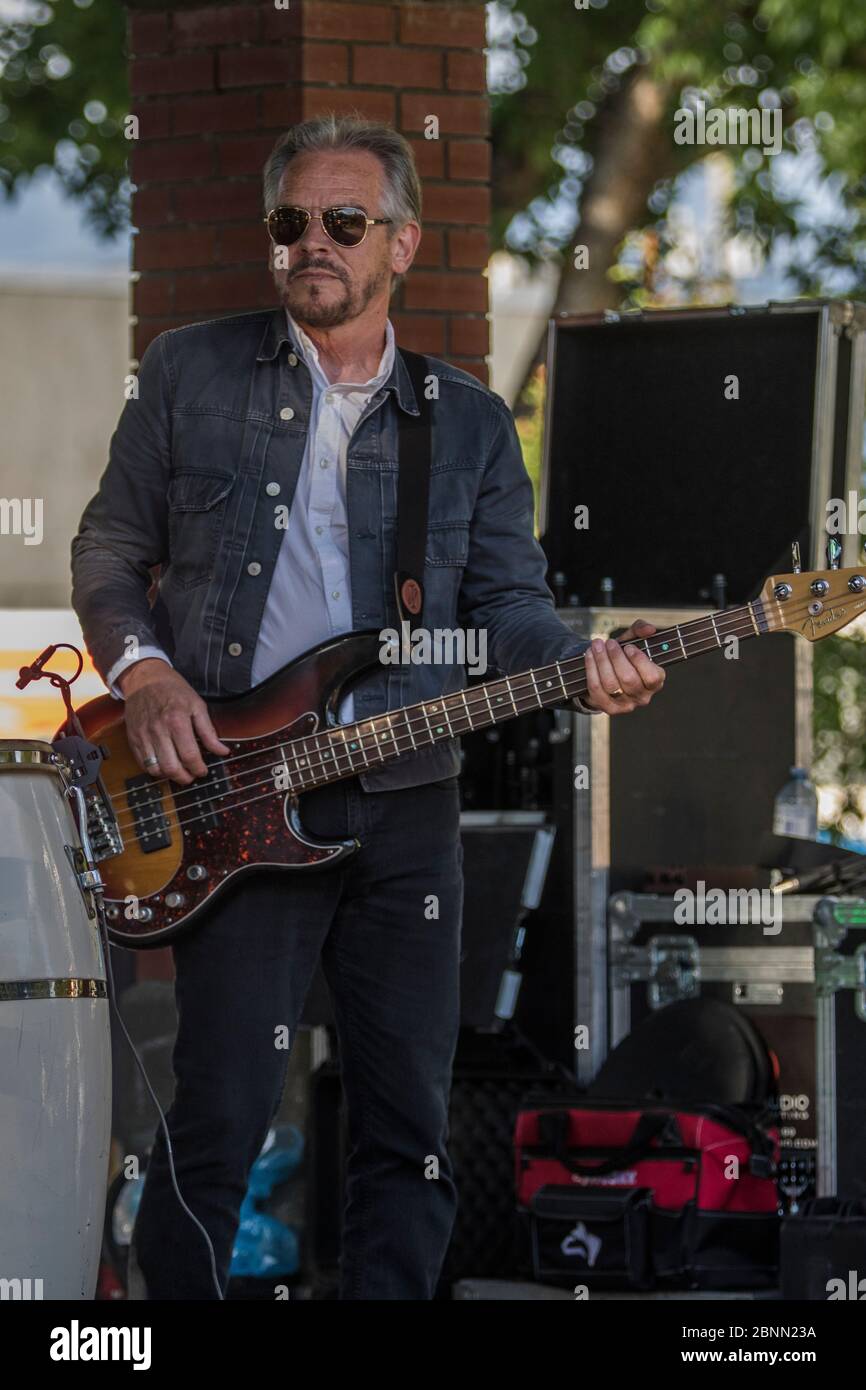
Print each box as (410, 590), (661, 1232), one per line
(446, 49), (486, 91)
(133, 276), (173, 317)
(135, 226), (218, 272)
(391, 313), (446, 356)
(447, 138), (491, 181)
(219, 46), (301, 89)
(174, 269), (273, 314)
(129, 11), (169, 56)
(217, 134), (279, 178)
(132, 185), (173, 228)
(132, 139), (215, 182)
(399, 5), (485, 49)
(132, 103), (171, 140)
(289, 2), (393, 43)
(174, 5), (261, 48)
(409, 136), (444, 180)
(452, 358), (488, 384)
(130, 54), (214, 97)
(303, 42), (349, 84)
(219, 223), (271, 264)
(401, 92), (488, 136)
(174, 179), (263, 224)
(352, 44), (442, 88)
(260, 87), (304, 128)
(423, 183), (490, 224)
(414, 228), (444, 268)
(172, 92), (259, 137)
(447, 228), (489, 270)
(404, 271), (488, 313)
(449, 315), (489, 357)
(301, 87), (395, 123)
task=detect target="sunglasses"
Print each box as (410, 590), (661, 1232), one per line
(263, 205), (393, 249)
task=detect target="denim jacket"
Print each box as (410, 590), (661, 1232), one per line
(71, 308), (590, 791)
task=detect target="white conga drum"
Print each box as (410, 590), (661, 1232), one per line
(0, 741), (111, 1300)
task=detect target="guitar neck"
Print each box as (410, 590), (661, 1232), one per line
(287, 599), (769, 791)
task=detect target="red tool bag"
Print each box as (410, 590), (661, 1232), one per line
(515, 1100), (780, 1290)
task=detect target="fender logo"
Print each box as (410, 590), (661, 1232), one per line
(800, 600), (865, 636)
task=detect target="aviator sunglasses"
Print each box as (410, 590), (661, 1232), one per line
(264, 205), (393, 249)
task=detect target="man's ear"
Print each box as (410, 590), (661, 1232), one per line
(391, 220), (422, 277)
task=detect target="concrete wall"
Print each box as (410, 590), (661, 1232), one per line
(0, 270), (130, 608)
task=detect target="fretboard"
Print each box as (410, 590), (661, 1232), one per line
(277, 601), (768, 791)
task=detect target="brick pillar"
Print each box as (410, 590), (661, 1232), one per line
(127, 0), (490, 380)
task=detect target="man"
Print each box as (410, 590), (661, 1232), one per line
(71, 115), (665, 1300)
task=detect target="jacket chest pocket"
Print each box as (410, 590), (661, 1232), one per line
(425, 520), (470, 568)
(165, 470), (235, 590)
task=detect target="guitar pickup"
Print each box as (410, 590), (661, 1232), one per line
(179, 762), (231, 832)
(125, 775), (171, 853)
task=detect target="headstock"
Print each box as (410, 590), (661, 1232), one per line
(759, 540), (866, 641)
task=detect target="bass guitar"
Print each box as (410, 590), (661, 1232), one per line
(73, 556), (866, 947)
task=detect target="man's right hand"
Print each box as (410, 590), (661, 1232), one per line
(117, 659), (230, 786)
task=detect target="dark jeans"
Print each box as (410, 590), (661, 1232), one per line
(132, 774), (463, 1300)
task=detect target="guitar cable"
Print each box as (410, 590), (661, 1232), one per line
(21, 644), (226, 1302)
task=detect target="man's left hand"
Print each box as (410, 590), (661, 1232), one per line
(581, 619), (666, 716)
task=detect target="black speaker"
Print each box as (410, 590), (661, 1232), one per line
(541, 300), (866, 609)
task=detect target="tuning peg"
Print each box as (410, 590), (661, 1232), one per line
(826, 536), (842, 570)
(791, 541), (801, 574)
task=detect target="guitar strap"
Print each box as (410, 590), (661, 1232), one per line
(394, 348), (433, 627)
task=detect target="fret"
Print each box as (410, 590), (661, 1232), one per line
(419, 702), (436, 744)
(329, 727), (353, 774)
(404, 705), (418, 750)
(747, 601), (759, 636)
(709, 614), (721, 647)
(460, 689), (475, 733)
(643, 639), (652, 658)
(557, 663), (569, 703)
(350, 724), (371, 767)
(676, 626), (687, 659)
(483, 685), (496, 724)
(505, 676), (519, 717)
(529, 669), (543, 708)
(439, 701), (454, 737)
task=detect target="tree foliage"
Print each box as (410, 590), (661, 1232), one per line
(0, 0), (129, 237)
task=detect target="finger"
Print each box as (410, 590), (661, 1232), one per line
(620, 644), (667, 692)
(605, 640), (647, 697)
(584, 648), (636, 715)
(165, 714), (209, 780)
(590, 638), (621, 694)
(627, 619), (657, 638)
(192, 707), (231, 757)
(151, 725), (194, 785)
(128, 730), (162, 778)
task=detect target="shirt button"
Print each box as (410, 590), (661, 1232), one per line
(319, 459), (329, 469)
(331, 591), (340, 600)
(265, 481), (280, 496)
(247, 561), (262, 576)
(315, 525), (323, 535)
(228, 642), (243, 657)
(288, 352), (299, 367)
(279, 407), (294, 421)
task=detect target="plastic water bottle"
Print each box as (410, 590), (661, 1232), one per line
(772, 767), (818, 840)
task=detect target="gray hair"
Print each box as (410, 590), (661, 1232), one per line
(263, 113), (422, 229)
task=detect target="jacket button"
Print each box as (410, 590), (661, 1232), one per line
(288, 352), (299, 367)
(279, 407), (295, 421)
(247, 562), (262, 576)
(228, 642), (243, 657)
(265, 481), (280, 496)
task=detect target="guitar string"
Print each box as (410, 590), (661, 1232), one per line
(106, 604), (766, 833)
(106, 608), (763, 834)
(109, 613), (775, 840)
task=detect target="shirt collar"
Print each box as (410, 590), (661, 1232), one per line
(255, 307), (419, 415)
(285, 309), (395, 394)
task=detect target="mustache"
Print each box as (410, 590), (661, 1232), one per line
(289, 258), (348, 283)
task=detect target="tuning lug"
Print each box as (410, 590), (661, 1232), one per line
(849, 575), (866, 593)
(827, 536), (842, 570)
(791, 541), (801, 574)
(774, 582), (793, 600)
(811, 578), (830, 597)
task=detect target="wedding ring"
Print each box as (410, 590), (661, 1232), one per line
(143, 755), (159, 768)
